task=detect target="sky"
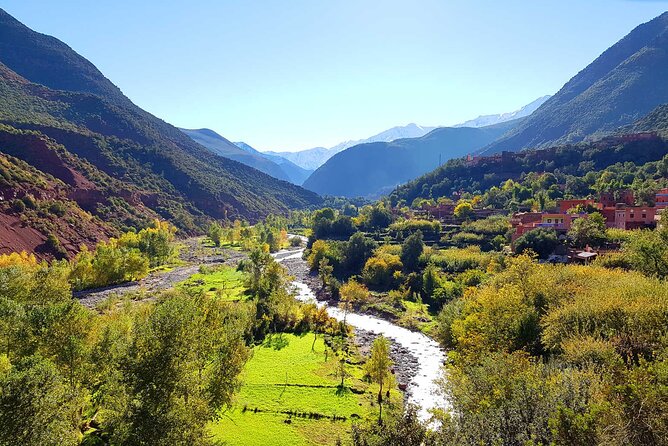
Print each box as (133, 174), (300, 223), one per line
(1, 1), (667, 151)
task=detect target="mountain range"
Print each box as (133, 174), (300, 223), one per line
(482, 11), (668, 154)
(0, 8), (320, 257)
(262, 97), (551, 174)
(302, 119), (521, 198)
(453, 95), (550, 128)
(265, 123), (437, 171)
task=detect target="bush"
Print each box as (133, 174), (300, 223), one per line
(362, 252), (402, 289)
(47, 201), (67, 217)
(11, 199), (25, 213)
(46, 234), (68, 259)
(389, 219), (441, 236)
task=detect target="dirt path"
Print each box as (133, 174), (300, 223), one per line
(75, 237), (247, 308)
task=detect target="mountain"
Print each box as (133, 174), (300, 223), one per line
(391, 129), (668, 207)
(234, 142), (313, 185)
(0, 9), (320, 257)
(267, 98), (552, 171)
(482, 11), (668, 153)
(628, 103), (668, 136)
(265, 146), (335, 171)
(180, 128), (292, 182)
(302, 120), (521, 198)
(453, 96), (550, 128)
(265, 123), (437, 170)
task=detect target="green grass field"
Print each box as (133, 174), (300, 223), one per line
(177, 265), (247, 300)
(210, 333), (401, 446)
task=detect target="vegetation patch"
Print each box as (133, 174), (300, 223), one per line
(211, 333), (399, 446)
(177, 264), (247, 300)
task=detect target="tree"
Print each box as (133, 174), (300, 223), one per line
(622, 227), (668, 278)
(311, 306), (330, 351)
(339, 280), (368, 326)
(351, 405), (431, 446)
(207, 222), (224, 247)
(365, 336), (393, 425)
(117, 292), (250, 445)
(318, 258), (334, 291)
(568, 213), (606, 248)
(337, 358), (349, 389)
(368, 206), (393, 230)
(343, 232), (378, 274)
(401, 230), (424, 271)
(514, 228), (559, 259)
(454, 201), (474, 220)
(0, 356), (83, 446)
(340, 280), (369, 305)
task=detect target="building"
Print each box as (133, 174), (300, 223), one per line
(656, 187), (668, 210)
(511, 189), (663, 245)
(557, 199), (599, 213)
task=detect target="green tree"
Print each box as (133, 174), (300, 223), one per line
(318, 258), (333, 291)
(622, 227), (668, 278)
(568, 212), (607, 248)
(208, 222), (224, 247)
(365, 336), (393, 425)
(514, 228), (559, 259)
(0, 356), (83, 446)
(401, 230), (424, 271)
(117, 291), (250, 446)
(343, 232), (378, 274)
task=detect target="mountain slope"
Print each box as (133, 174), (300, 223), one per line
(180, 128), (292, 182)
(453, 96), (550, 128)
(483, 11), (668, 153)
(235, 142), (313, 185)
(391, 133), (668, 207)
(0, 8), (320, 253)
(303, 120), (520, 198)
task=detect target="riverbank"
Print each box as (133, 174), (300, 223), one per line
(75, 237), (247, 308)
(274, 242), (447, 421)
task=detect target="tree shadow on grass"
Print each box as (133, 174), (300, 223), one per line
(335, 385), (352, 397)
(262, 334), (290, 350)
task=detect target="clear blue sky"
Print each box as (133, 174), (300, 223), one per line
(1, 1), (667, 151)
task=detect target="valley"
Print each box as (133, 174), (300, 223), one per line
(1, 4), (668, 446)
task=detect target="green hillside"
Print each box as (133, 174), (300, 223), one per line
(0, 8), (321, 255)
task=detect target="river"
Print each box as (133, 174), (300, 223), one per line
(274, 238), (448, 421)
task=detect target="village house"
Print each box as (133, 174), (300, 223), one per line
(511, 189), (662, 244)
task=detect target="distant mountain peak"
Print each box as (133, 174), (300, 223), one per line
(453, 95), (551, 128)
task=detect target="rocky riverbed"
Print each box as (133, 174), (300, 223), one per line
(75, 238), (247, 308)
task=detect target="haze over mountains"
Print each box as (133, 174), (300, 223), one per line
(0, 8), (320, 257)
(303, 119), (520, 198)
(264, 123), (437, 171)
(260, 98), (550, 173)
(1, 4), (668, 257)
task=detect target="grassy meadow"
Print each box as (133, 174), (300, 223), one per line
(211, 333), (401, 446)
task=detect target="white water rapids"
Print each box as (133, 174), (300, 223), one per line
(273, 239), (448, 421)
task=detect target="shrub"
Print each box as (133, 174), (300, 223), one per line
(11, 199), (25, 213)
(362, 252), (402, 289)
(47, 201), (67, 217)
